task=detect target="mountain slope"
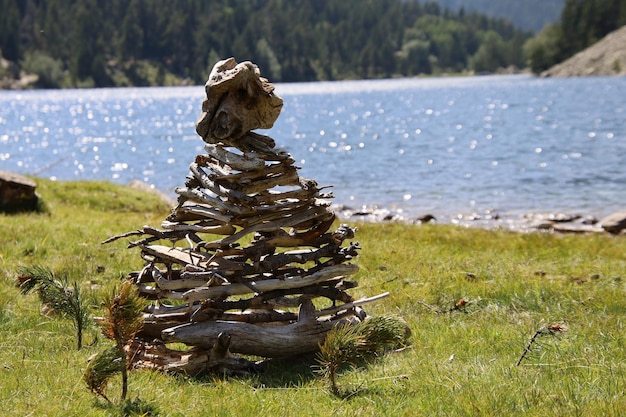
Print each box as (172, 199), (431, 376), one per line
(542, 25), (626, 77)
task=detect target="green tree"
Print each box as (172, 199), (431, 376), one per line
(22, 50), (66, 88)
(0, 0), (21, 60)
(41, 0), (73, 66)
(523, 24), (563, 73)
(71, 0), (102, 82)
(256, 38), (282, 81)
(470, 31), (507, 73)
(118, 0), (144, 60)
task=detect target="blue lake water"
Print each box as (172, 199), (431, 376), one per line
(1, 74), (625, 224)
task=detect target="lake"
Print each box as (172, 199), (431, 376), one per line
(1, 74), (624, 227)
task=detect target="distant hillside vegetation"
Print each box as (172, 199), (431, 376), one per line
(524, 0), (626, 74)
(0, 0), (530, 89)
(434, 0), (565, 33)
(541, 25), (626, 76)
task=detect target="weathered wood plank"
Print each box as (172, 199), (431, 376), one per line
(183, 263), (359, 303)
(205, 143), (266, 171)
(163, 300), (362, 357)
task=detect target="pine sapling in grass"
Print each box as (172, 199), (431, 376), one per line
(316, 315), (410, 395)
(86, 280), (144, 402)
(15, 265), (91, 349)
(83, 345), (125, 403)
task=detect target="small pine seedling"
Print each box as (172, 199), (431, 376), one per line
(316, 315), (410, 395)
(16, 265), (91, 349)
(87, 280), (144, 402)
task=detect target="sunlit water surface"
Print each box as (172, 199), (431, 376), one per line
(1, 74), (625, 225)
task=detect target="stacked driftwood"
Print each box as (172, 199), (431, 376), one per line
(105, 58), (387, 375)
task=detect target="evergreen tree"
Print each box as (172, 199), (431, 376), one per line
(0, 0), (21, 60)
(119, 0), (144, 60)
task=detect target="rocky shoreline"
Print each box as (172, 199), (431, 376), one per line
(2, 172), (623, 235)
(332, 203), (626, 235)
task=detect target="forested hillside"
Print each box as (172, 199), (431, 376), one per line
(434, 0), (565, 33)
(0, 0), (530, 88)
(524, 0), (626, 73)
(2, 0), (622, 88)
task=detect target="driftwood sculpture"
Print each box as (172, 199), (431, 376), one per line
(105, 58), (387, 375)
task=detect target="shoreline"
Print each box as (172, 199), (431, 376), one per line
(331, 203), (624, 235)
(5, 174), (623, 235)
(142, 180), (621, 235)
(123, 179), (625, 235)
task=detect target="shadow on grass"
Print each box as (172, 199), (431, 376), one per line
(93, 397), (160, 416)
(180, 352), (402, 402)
(254, 353), (321, 387)
(180, 353), (321, 388)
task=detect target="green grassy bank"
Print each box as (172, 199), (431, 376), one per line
(1, 179), (625, 416)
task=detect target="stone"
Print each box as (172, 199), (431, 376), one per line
(416, 214), (436, 223)
(0, 171), (39, 213)
(196, 58), (284, 145)
(599, 211), (626, 234)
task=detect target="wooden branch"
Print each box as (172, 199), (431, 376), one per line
(176, 204), (234, 223)
(140, 245), (213, 268)
(150, 266), (212, 290)
(101, 229), (145, 244)
(204, 143), (266, 171)
(314, 292), (389, 317)
(212, 158), (291, 182)
(190, 309), (298, 324)
(244, 187), (321, 205)
(220, 205), (330, 245)
(238, 133), (299, 163)
(254, 244), (346, 272)
(195, 282), (355, 312)
(236, 168), (301, 195)
(160, 221), (236, 235)
(103, 225), (204, 247)
(128, 335), (259, 376)
(135, 284), (184, 300)
(162, 300), (363, 357)
(189, 162), (222, 193)
(183, 263), (359, 303)
(174, 186), (241, 215)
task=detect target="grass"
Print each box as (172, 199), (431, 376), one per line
(1, 178), (625, 416)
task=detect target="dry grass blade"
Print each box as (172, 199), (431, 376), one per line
(516, 322), (567, 366)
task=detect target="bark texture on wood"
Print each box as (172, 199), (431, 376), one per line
(162, 300), (362, 357)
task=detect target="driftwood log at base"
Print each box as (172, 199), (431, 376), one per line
(106, 58), (387, 374)
(129, 332), (260, 376)
(160, 296), (385, 358)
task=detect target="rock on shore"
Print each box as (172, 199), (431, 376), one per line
(542, 25), (626, 77)
(0, 171), (39, 212)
